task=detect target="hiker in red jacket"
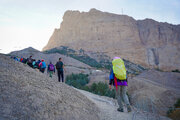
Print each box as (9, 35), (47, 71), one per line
(109, 57), (131, 112)
(39, 59), (46, 73)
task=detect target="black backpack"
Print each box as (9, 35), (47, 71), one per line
(56, 61), (62, 70)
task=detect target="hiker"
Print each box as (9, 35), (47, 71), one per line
(56, 58), (65, 82)
(14, 56), (19, 61)
(32, 59), (38, 69)
(39, 59), (46, 73)
(47, 62), (55, 77)
(22, 58), (27, 64)
(109, 57), (132, 112)
(27, 56), (33, 67)
(20, 56), (23, 62)
(36, 60), (41, 69)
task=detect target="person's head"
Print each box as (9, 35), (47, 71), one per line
(30, 56), (32, 58)
(42, 59), (44, 62)
(50, 61), (52, 64)
(59, 58), (62, 61)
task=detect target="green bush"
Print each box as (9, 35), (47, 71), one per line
(167, 98), (180, 120)
(65, 73), (89, 89)
(172, 69), (180, 73)
(88, 82), (115, 98)
(174, 99), (180, 108)
(65, 73), (115, 98)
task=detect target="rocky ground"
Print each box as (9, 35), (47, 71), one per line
(0, 53), (171, 120)
(128, 70), (180, 116)
(0, 54), (100, 120)
(76, 88), (170, 120)
(7, 48), (180, 119)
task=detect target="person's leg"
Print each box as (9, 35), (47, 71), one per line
(49, 71), (53, 77)
(116, 86), (124, 112)
(57, 70), (61, 82)
(122, 86), (131, 112)
(60, 71), (64, 82)
(42, 68), (45, 73)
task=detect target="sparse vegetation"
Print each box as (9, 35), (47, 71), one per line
(44, 46), (146, 75)
(44, 47), (104, 68)
(65, 73), (89, 89)
(65, 73), (115, 98)
(86, 82), (115, 98)
(167, 99), (180, 120)
(172, 69), (180, 73)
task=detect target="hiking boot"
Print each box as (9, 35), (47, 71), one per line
(117, 108), (124, 112)
(127, 105), (132, 112)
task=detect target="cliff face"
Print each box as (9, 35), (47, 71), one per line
(43, 9), (180, 71)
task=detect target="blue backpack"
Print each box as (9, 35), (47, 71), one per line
(41, 62), (46, 68)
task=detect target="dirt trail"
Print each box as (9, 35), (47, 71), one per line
(75, 88), (170, 120)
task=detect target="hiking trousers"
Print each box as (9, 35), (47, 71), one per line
(40, 68), (45, 73)
(57, 70), (64, 82)
(116, 86), (130, 109)
(49, 71), (53, 77)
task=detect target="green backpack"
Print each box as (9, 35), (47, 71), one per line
(112, 58), (127, 80)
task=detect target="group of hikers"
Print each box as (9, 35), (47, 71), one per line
(12, 55), (131, 112)
(11, 56), (65, 82)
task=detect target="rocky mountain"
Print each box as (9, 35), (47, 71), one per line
(43, 8), (180, 71)
(0, 54), (100, 120)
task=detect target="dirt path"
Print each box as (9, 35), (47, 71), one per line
(75, 88), (170, 120)
(76, 89), (133, 120)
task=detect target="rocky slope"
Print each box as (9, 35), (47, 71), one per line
(0, 54), (100, 120)
(10, 47), (180, 117)
(10, 47), (92, 75)
(128, 70), (180, 116)
(43, 8), (180, 71)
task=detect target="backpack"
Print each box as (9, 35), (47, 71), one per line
(41, 62), (46, 68)
(49, 64), (54, 71)
(56, 61), (63, 70)
(27, 58), (32, 64)
(112, 58), (126, 80)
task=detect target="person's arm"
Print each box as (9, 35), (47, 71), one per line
(109, 68), (114, 89)
(63, 65), (66, 72)
(47, 65), (49, 73)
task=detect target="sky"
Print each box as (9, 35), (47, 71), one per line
(0, 0), (180, 54)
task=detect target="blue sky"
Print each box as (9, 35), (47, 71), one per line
(0, 0), (180, 53)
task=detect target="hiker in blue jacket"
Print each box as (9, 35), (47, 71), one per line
(109, 57), (131, 112)
(39, 59), (46, 73)
(47, 62), (55, 77)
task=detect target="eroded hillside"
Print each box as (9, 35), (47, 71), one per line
(0, 54), (100, 120)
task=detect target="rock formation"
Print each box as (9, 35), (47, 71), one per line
(43, 8), (180, 71)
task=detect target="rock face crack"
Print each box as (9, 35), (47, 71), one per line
(147, 48), (159, 67)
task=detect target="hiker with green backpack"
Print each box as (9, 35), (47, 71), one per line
(109, 57), (132, 112)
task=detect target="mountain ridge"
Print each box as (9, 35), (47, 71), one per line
(43, 8), (180, 71)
